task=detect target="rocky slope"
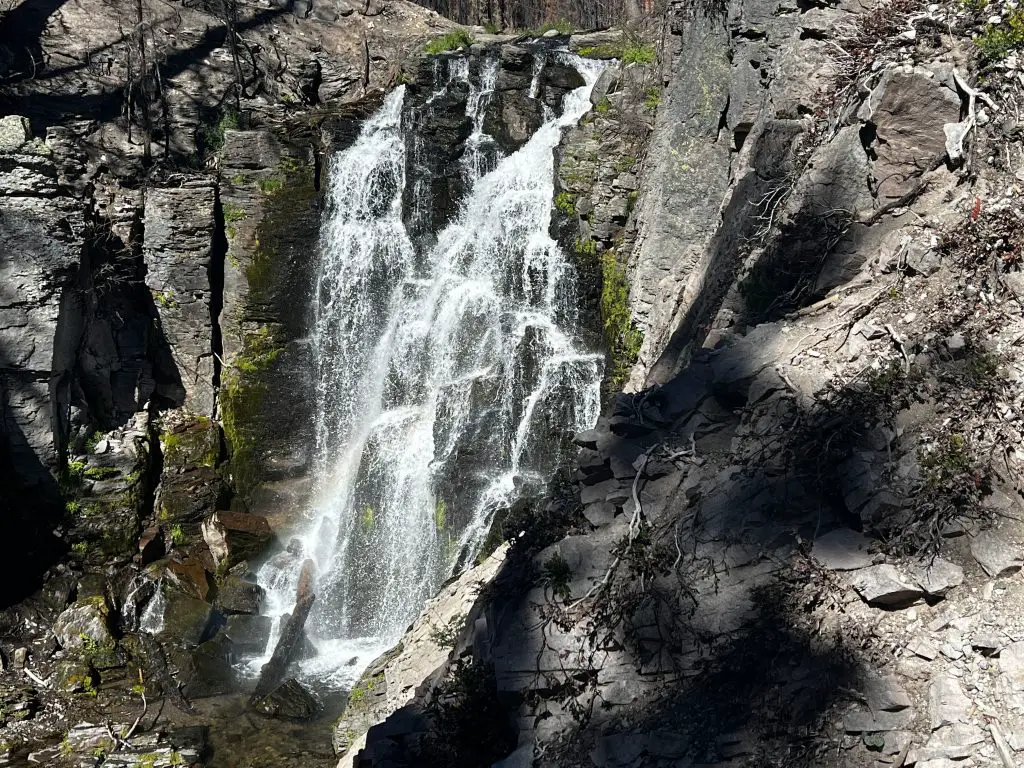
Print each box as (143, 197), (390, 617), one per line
(336, 0), (1024, 766)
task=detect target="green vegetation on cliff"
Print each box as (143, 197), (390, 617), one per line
(600, 250), (643, 389)
(425, 29), (474, 55)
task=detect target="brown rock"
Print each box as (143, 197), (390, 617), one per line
(202, 510), (273, 569)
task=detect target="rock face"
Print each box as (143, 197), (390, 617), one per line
(143, 183), (219, 417)
(333, 546), (508, 764)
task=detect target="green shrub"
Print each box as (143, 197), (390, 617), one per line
(554, 191), (576, 215)
(621, 42), (656, 65)
(974, 8), (1024, 62)
(643, 87), (662, 111)
(483, 20), (500, 33)
(542, 552), (572, 600)
(425, 29), (474, 55)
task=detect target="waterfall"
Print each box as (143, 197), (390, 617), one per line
(251, 54), (604, 689)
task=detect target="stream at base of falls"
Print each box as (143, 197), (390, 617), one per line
(242, 51), (605, 692)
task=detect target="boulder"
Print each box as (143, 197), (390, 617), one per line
(969, 530), (1023, 577)
(848, 564), (922, 608)
(202, 510), (274, 569)
(53, 597), (114, 651)
(911, 557), (964, 598)
(858, 68), (961, 203)
(928, 675), (972, 730)
(217, 573), (265, 614)
(224, 614), (273, 654)
(812, 528), (873, 571)
(253, 678), (319, 720)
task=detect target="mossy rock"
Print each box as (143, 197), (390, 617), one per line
(54, 659), (99, 696)
(162, 416), (221, 471)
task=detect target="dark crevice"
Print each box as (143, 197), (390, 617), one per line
(209, 188), (227, 408)
(717, 95), (730, 138)
(734, 123), (752, 152)
(859, 121), (878, 161)
(799, 26), (830, 40)
(731, 27), (768, 40)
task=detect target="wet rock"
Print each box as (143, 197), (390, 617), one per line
(138, 525), (166, 564)
(165, 556), (213, 601)
(202, 510), (274, 569)
(848, 564), (923, 608)
(216, 573), (265, 615)
(969, 530), (1023, 577)
(928, 675), (972, 730)
(224, 614), (273, 654)
(157, 588), (215, 648)
(177, 633), (235, 698)
(53, 597), (114, 651)
(254, 677), (320, 720)
(812, 528), (873, 570)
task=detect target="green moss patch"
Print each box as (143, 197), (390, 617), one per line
(600, 250), (643, 390)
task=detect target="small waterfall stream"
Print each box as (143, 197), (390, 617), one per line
(251, 53), (604, 689)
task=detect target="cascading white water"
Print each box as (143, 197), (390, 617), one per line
(252, 54), (604, 689)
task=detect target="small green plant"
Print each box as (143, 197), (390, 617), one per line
(68, 460), (86, 477)
(223, 203), (245, 239)
(151, 288), (179, 309)
(542, 551), (572, 600)
(554, 191), (576, 216)
(170, 524), (186, 547)
(83, 466), (120, 481)
(577, 44), (622, 58)
(435, 499), (447, 529)
(65, 499), (81, 515)
(621, 41), (656, 65)
(201, 107), (239, 157)
(425, 29), (474, 55)
(71, 541), (88, 555)
(595, 97), (611, 114)
(614, 155), (637, 173)
(575, 237), (598, 256)
(643, 87), (662, 111)
(974, 8), (1024, 61)
(84, 430), (104, 453)
(428, 613), (466, 648)
(483, 20), (500, 33)
(361, 504), (376, 530)
(257, 177), (284, 195)
(233, 326), (285, 373)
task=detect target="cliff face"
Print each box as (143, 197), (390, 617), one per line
(0, 0), (448, 582)
(0, 1), (450, 763)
